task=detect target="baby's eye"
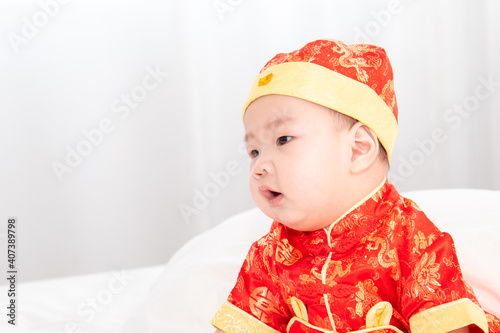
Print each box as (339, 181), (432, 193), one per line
(248, 149), (259, 158)
(276, 136), (292, 146)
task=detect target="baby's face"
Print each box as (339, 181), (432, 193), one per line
(244, 95), (353, 231)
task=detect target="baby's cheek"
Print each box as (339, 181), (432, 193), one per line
(248, 185), (259, 201)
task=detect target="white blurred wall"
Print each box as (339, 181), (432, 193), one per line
(0, 0), (499, 282)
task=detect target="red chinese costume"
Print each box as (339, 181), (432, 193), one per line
(211, 39), (500, 332)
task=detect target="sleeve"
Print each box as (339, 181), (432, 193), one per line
(211, 226), (292, 333)
(400, 231), (491, 333)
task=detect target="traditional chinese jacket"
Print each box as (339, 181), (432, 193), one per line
(211, 180), (500, 332)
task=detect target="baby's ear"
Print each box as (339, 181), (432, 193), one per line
(348, 122), (381, 174)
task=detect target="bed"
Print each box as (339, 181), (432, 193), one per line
(1, 188), (499, 332)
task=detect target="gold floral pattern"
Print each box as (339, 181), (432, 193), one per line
(413, 230), (437, 255)
(354, 280), (380, 318)
(410, 252), (441, 299)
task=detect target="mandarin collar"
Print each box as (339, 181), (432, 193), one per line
(284, 178), (398, 256)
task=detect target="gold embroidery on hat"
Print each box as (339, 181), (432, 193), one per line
(258, 73), (273, 86)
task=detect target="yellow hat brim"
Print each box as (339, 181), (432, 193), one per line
(243, 62), (398, 160)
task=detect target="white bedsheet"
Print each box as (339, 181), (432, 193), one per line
(0, 265), (163, 332)
(1, 189), (499, 333)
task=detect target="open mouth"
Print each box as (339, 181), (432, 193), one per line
(269, 190), (281, 198)
(259, 186), (284, 207)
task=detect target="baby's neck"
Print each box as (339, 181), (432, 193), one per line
(345, 170), (388, 211)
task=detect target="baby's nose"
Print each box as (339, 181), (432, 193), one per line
(252, 156), (272, 178)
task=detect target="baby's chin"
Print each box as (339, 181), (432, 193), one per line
(282, 222), (329, 232)
(256, 200), (336, 231)
(269, 213), (331, 232)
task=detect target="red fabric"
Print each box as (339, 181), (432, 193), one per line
(226, 180), (500, 332)
(260, 39), (398, 122)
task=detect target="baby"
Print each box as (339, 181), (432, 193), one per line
(211, 39), (500, 333)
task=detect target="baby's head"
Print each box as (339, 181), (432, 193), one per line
(243, 39), (399, 231)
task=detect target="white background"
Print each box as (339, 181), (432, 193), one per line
(0, 0), (499, 282)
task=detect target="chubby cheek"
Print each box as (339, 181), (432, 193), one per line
(292, 165), (343, 210)
(248, 177), (265, 207)
(286, 156), (331, 191)
(248, 178), (259, 203)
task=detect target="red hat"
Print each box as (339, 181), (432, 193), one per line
(243, 39), (399, 160)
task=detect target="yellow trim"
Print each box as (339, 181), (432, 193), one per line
(322, 253), (333, 282)
(242, 62), (398, 159)
(409, 298), (488, 333)
(286, 316), (404, 333)
(366, 302), (393, 328)
(211, 301), (281, 333)
(290, 296), (309, 322)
